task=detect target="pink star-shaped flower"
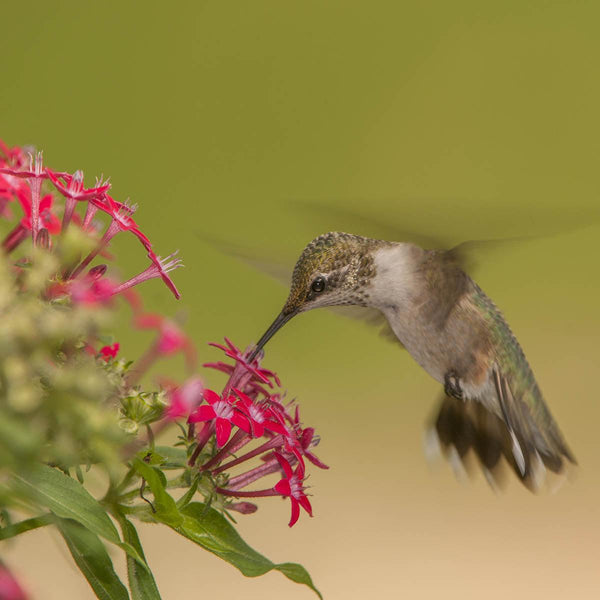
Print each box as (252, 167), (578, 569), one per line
(93, 195), (152, 250)
(99, 343), (120, 361)
(109, 251), (182, 300)
(208, 338), (274, 386)
(46, 169), (110, 202)
(134, 312), (196, 368)
(166, 376), (204, 420)
(18, 191), (61, 234)
(231, 388), (288, 438)
(47, 169), (111, 230)
(188, 389), (249, 447)
(273, 453), (312, 527)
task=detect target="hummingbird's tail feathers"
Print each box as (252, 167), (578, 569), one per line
(491, 368), (576, 482)
(427, 392), (575, 492)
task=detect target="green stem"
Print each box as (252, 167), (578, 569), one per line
(0, 513), (54, 540)
(113, 467), (137, 495)
(117, 474), (187, 503)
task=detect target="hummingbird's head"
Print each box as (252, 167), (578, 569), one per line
(250, 232), (386, 359)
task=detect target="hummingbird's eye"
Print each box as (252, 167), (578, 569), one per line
(311, 276), (326, 294)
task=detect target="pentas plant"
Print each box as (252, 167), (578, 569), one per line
(0, 141), (324, 600)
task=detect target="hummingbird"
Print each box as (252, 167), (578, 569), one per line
(248, 231), (575, 488)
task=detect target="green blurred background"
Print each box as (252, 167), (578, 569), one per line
(2, 1), (599, 598)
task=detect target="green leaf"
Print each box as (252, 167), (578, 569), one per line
(175, 477), (198, 511)
(140, 451), (165, 466)
(57, 518), (130, 600)
(175, 502), (322, 599)
(119, 518), (162, 600)
(13, 464), (149, 571)
(131, 458), (182, 527)
(0, 513), (54, 540)
(153, 446), (188, 469)
(14, 464), (121, 543)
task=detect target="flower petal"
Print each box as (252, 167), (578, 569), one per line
(215, 418), (232, 447)
(188, 404), (216, 423)
(231, 412), (251, 434)
(275, 453), (294, 479)
(297, 494), (313, 517)
(274, 479), (291, 496)
(203, 389), (221, 405)
(288, 498), (300, 527)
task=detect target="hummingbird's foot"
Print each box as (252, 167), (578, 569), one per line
(444, 370), (463, 400)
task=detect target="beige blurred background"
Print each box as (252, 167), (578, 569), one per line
(2, 1), (599, 598)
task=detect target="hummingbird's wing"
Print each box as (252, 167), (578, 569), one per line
(428, 380), (575, 492)
(426, 393), (521, 490)
(292, 200), (447, 249)
(293, 199), (599, 277)
(330, 306), (407, 349)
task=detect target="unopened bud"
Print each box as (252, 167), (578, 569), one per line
(35, 228), (50, 250)
(87, 264), (107, 280)
(228, 501), (258, 514)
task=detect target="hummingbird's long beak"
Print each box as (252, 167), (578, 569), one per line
(248, 310), (296, 362)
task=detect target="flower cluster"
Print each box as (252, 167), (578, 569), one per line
(0, 139), (182, 301)
(119, 331), (328, 527)
(0, 140), (325, 598)
(180, 339), (328, 527)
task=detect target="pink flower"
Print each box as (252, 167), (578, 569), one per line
(18, 191), (60, 234)
(99, 343), (120, 361)
(0, 139), (183, 302)
(270, 402), (329, 470)
(208, 338), (275, 386)
(232, 388), (287, 438)
(0, 168), (26, 219)
(0, 151), (50, 243)
(188, 389), (249, 447)
(166, 376), (204, 419)
(0, 564), (28, 600)
(0, 152), (48, 181)
(46, 169), (110, 202)
(0, 139), (28, 169)
(110, 251), (183, 300)
(92, 195), (152, 250)
(69, 197), (152, 279)
(134, 313), (196, 368)
(46, 169), (110, 231)
(273, 453), (312, 527)
(69, 276), (118, 305)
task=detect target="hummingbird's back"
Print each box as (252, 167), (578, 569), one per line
(474, 284), (574, 470)
(371, 244), (575, 487)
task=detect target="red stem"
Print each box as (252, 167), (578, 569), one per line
(2, 223), (28, 253)
(212, 435), (283, 475)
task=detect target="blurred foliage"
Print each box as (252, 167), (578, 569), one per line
(0, 247), (125, 476)
(0, 240), (321, 600)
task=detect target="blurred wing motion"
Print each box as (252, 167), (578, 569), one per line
(292, 199), (535, 275)
(426, 375), (576, 492)
(330, 305), (407, 348)
(293, 199), (600, 276)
